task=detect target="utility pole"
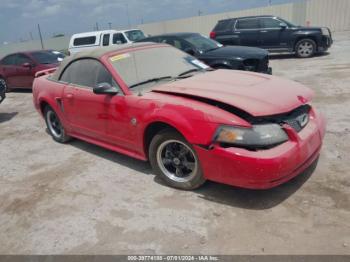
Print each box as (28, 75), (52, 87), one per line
(126, 4), (131, 28)
(37, 24), (44, 49)
(29, 32), (34, 40)
(95, 22), (99, 31)
(108, 22), (112, 29)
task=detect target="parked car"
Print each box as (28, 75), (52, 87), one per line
(137, 32), (272, 74)
(0, 50), (59, 91)
(68, 29), (146, 55)
(33, 43), (325, 190)
(210, 15), (333, 58)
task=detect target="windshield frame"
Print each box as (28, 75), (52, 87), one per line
(125, 30), (146, 42)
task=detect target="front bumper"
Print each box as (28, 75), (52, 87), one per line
(318, 35), (333, 52)
(194, 109), (326, 189)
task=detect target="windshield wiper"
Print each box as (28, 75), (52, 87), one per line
(178, 68), (204, 77)
(129, 76), (172, 89)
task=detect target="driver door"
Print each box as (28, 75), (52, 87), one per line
(60, 59), (126, 145)
(259, 17), (290, 49)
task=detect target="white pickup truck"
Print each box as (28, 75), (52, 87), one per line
(68, 29), (146, 55)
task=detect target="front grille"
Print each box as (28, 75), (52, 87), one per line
(251, 105), (311, 133)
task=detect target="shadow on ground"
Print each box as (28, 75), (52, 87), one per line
(69, 137), (317, 210)
(69, 139), (152, 175)
(0, 112), (18, 123)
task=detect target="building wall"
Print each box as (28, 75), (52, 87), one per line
(1, 0), (349, 58)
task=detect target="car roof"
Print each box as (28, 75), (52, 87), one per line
(50, 42), (157, 81)
(1, 50), (54, 59)
(142, 32), (198, 39)
(218, 15), (275, 22)
(71, 29), (141, 37)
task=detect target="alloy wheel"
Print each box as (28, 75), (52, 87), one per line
(298, 41), (314, 57)
(46, 110), (63, 138)
(156, 139), (198, 183)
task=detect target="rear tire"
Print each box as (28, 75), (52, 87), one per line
(295, 39), (316, 58)
(149, 129), (206, 190)
(44, 106), (71, 143)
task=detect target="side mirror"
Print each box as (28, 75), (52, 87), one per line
(93, 82), (118, 95)
(184, 47), (195, 56)
(22, 62), (32, 68)
(280, 22), (287, 29)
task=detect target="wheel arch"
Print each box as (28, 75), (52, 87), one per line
(294, 35), (318, 51)
(143, 121), (188, 158)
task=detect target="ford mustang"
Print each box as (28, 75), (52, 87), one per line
(32, 43), (326, 190)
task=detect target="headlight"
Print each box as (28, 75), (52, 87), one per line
(321, 28), (330, 36)
(214, 124), (288, 148)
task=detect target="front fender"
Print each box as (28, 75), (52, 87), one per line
(141, 107), (219, 146)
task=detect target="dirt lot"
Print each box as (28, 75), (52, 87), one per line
(0, 32), (350, 255)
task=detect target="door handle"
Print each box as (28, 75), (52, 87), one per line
(260, 30), (268, 33)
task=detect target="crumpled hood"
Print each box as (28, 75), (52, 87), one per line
(202, 46), (268, 59)
(151, 70), (314, 117)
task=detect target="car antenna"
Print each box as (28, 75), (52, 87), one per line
(131, 51), (143, 96)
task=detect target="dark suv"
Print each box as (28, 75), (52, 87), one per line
(137, 32), (272, 74)
(210, 15), (333, 58)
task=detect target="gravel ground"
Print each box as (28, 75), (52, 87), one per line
(0, 32), (349, 255)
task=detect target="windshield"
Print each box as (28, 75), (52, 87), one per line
(109, 46), (209, 94)
(125, 30), (146, 42)
(184, 34), (222, 53)
(31, 51), (58, 64)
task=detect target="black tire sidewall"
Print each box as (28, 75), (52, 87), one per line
(149, 129), (206, 190)
(295, 39), (316, 58)
(0, 78), (9, 93)
(44, 106), (70, 143)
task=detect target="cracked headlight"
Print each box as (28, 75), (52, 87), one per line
(214, 124), (288, 149)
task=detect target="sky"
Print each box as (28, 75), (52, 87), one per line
(0, 0), (300, 44)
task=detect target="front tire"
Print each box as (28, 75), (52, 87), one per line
(149, 129), (206, 190)
(0, 78), (10, 93)
(295, 39), (316, 58)
(44, 106), (71, 143)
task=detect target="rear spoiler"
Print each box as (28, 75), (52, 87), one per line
(35, 67), (57, 78)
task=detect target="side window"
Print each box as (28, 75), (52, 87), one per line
(15, 54), (33, 66)
(261, 18), (283, 29)
(236, 19), (260, 30)
(214, 20), (231, 31)
(113, 33), (127, 44)
(102, 34), (110, 46)
(60, 59), (121, 91)
(1, 55), (17, 65)
(73, 36), (96, 46)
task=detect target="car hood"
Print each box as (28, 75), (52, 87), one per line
(151, 70), (313, 117)
(202, 46), (268, 59)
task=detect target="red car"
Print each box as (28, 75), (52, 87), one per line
(0, 50), (59, 92)
(32, 43), (326, 190)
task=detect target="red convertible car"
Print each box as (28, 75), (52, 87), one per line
(32, 43), (326, 190)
